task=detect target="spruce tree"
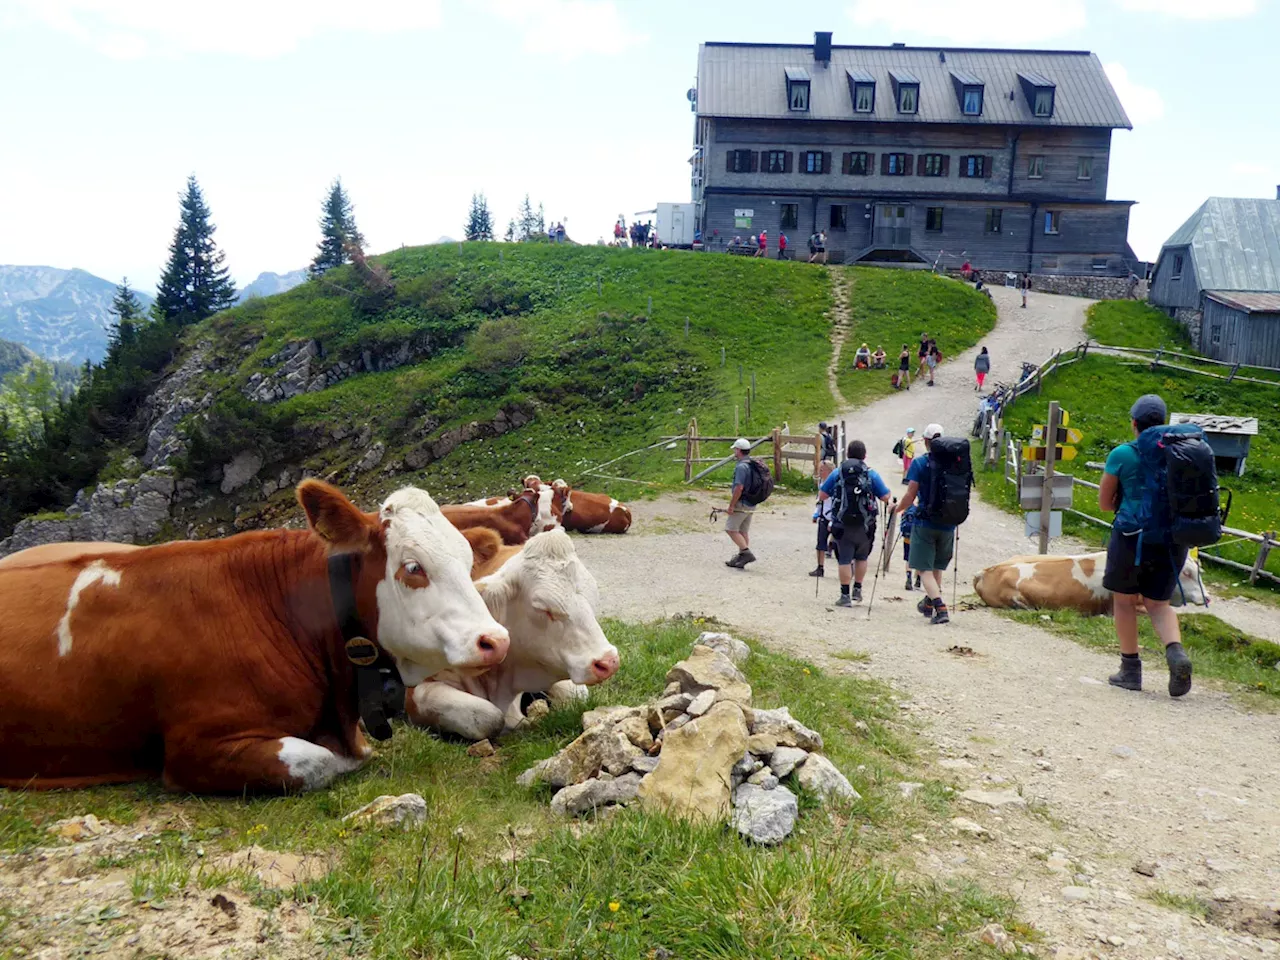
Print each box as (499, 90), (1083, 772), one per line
(516, 194), (537, 241)
(108, 278), (143, 353)
(311, 178), (365, 276)
(154, 176), (238, 325)
(504, 219), (516, 243)
(464, 192), (494, 241)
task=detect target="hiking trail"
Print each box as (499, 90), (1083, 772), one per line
(578, 281), (1280, 960)
(826, 269), (852, 408)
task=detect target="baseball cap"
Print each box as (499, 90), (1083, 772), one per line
(924, 423), (944, 439)
(1129, 394), (1167, 427)
(731, 438), (752, 451)
(905, 426), (916, 434)
(818, 421), (827, 429)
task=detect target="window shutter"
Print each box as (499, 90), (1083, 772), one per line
(959, 156), (969, 178)
(841, 153), (851, 175)
(904, 154), (915, 176)
(865, 153), (875, 176)
(784, 151), (793, 173)
(749, 151), (759, 173)
(881, 153), (890, 175)
(822, 152), (832, 174)
(726, 151), (735, 173)
(941, 155), (950, 177)
(984, 155), (994, 179)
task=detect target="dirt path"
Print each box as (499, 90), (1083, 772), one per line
(578, 283), (1280, 959)
(826, 269), (851, 408)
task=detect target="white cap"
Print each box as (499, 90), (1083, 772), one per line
(731, 438), (752, 451)
(924, 423), (944, 439)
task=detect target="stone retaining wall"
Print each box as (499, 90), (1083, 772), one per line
(1026, 274), (1149, 301)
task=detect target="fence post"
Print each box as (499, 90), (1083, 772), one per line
(1081, 341), (1090, 359)
(685, 316), (690, 337)
(648, 295), (653, 316)
(738, 364), (743, 385)
(745, 391), (751, 424)
(751, 371), (757, 401)
(840, 419), (847, 457)
(499, 249), (504, 262)
(734, 404), (739, 436)
(1227, 362), (1240, 383)
(597, 276), (601, 296)
(684, 422), (693, 482)
(772, 427), (782, 480)
(814, 431), (821, 476)
(721, 346), (726, 367)
(1250, 531), (1275, 585)
(691, 417), (700, 463)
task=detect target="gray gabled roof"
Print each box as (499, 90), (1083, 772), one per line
(1162, 198), (1280, 293)
(696, 42), (1132, 128)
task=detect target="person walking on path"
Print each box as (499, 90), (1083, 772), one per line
(895, 344), (912, 390)
(893, 425), (922, 482)
(925, 344), (941, 386)
(810, 461), (836, 577)
(1098, 394), (1194, 697)
(724, 438), (770, 569)
(893, 423), (961, 624)
(899, 504), (922, 591)
(916, 333), (930, 379)
(755, 230), (768, 257)
(777, 232), (788, 259)
(1021, 273), (1030, 308)
(819, 422), (837, 463)
(974, 346), (991, 391)
(820, 439), (893, 606)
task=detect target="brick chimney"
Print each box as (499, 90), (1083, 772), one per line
(814, 31), (832, 66)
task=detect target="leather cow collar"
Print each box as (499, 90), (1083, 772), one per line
(327, 553), (404, 741)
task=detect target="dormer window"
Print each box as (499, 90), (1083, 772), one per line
(950, 70), (984, 117)
(1018, 71), (1056, 119)
(785, 67), (811, 112)
(846, 68), (876, 113)
(889, 69), (920, 115)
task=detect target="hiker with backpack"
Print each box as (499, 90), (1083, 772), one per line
(893, 423), (972, 624)
(899, 505), (922, 591)
(819, 439), (893, 606)
(1100, 394), (1224, 698)
(724, 437), (774, 569)
(810, 461), (836, 578)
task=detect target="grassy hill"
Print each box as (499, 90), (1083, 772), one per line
(143, 244), (835, 526)
(834, 268), (997, 406)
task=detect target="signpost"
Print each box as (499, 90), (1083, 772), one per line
(1018, 474), (1074, 510)
(1031, 425), (1083, 445)
(1037, 402), (1061, 553)
(1022, 444), (1077, 462)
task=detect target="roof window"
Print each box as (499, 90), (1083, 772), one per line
(785, 67), (811, 112)
(846, 68), (876, 113)
(1018, 71), (1056, 118)
(950, 70), (984, 116)
(889, 69), (920, 115)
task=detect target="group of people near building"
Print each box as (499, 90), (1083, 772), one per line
(546, 221), (568, 243)
(720, 379), (1197, 698)
(613, 218), (662, 249)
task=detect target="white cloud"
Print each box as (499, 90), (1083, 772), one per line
(483, 0), (647, 57)
(1117, 0), (1256, 19)
(847, 0), (1087, 43)
(14, 0), (442, 59)
(1104, 62), (1165, 125)
(1230, 161), (1270, 176)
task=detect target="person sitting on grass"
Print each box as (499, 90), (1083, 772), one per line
(854, 343), (871, 370)
(871, 346), (887, 369)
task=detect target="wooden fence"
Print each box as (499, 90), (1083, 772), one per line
(665, 420), (823, 483)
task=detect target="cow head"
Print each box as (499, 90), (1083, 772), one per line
(552, 479), (573, 520)
(1170, 554), (1208, 607)
(474, 529), (619, 686)
(298, 480), (510, 686)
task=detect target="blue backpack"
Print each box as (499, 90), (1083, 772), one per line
(1115, 423), (1227, 547)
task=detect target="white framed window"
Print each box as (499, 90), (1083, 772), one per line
(1044, 210), (1061, 235)
(898, 84), (918, 114)
(1027, 156), (1044, 179)
(1033, 89), (1053, 117)
(1077, 156), (1093, 180)
(962, 87), (983, 115)
(854, 82), (874, 113)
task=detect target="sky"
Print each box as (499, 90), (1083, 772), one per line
(0, 0), (1277, 293)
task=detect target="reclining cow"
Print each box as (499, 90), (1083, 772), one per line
(442, 488), (541, 544)
(551, 479), (632, 534)
(0, 480), (509, 794)
(973, 551), (1207, 615)
(464, 476), (566, 535)
(405, 526), (619, 742)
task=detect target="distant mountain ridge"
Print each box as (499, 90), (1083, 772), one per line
(0, 266), (153, 365)
(237, 268), (309, 303)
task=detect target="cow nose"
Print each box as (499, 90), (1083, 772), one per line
(591, 651), (620, 681)
(475, 631), (509, 665)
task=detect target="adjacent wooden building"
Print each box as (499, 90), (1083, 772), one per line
(689, 33), (1139, 275)
(1148, 195), (1280, 365)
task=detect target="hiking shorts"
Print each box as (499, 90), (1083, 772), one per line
(1102, 528), (1188, 602)
(726, 507), (754, 534)
(816, 516), (833, 552)
(834, 524), (875, 565)
(909, 524), (955, 572)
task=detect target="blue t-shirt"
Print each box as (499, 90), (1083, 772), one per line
(820, 463), (891, 500)
(906, 456), (955, 531)
(1104, 442), (1143, 518)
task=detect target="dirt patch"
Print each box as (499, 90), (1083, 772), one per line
(207, 845), (331, 889)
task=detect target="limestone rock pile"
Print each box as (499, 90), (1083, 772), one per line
(517, 632), (860, 844)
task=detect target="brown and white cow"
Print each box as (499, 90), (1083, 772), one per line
(442, 488), (541, 544)
(464, 477), (565, 535)
(405, 527), (619, 742)
(554, 480), (632, 534)
(0, 481), (509, 793)
(973, 551), (1208, 615)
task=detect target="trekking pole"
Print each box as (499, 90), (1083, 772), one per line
(952, 527), (960, 610)
(866, 501), (892, 620)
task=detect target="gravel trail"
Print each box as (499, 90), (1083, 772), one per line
(576, 282), (1280, 958)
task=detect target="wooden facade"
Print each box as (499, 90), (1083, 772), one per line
(1200, 297), (1280, 365)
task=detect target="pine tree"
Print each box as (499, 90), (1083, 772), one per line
(516, 194), (538, 241)
(154, 176), (238, 325)
(464, 192), (494, 241)
(504, 219), (516, 243)
(107, 278), (143, 354)
(311, 178), (365, 276)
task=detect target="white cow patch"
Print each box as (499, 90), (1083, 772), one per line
(277, 737), (364, 791)
(1068, 559), (1109, 601)
(56, 560), (122, 657)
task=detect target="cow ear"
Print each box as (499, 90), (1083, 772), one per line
(298, 479), (377, 554)
(461, 527), (503, 578)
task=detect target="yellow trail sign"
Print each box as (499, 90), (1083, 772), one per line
(1022, 445), (1077, 462)
(1031, 425), (1084, 445)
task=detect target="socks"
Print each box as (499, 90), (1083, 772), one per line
(840, 584), (850, 597)
(1164, 643), (1185, 657)
(932, 598), (947, 613)
(854, 582), (862, 589)
(1122, 652), (1140, 661)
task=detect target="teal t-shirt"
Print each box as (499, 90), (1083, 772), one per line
(1104, 442), (1142, 514)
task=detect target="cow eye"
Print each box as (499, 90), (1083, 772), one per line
(403, 560), (423, 576)
(543, 609), (558, 623)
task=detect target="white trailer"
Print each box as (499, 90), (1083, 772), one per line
(655, 202), (696, 248)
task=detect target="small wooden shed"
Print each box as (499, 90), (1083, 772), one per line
(1170, 413), (1258, 477)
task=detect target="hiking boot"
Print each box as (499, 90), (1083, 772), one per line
(917, 596), (934, 617)
(905, 573), (914, 591)
(809, 566), (825, 578)
(1108, 656), (1142, 692)
(725, 553), (748, 569)
(930, 606), (950, 625)
(1166, 643), (1193, 698)
(914, 575), (922, 589)
(835, 594), (853, 608)
(740, 550), (757, 566)
(851, 584), (863, 602)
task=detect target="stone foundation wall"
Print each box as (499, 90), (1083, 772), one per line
(1173, 307), (1203, 348)
(1027, 274), (1149, 301)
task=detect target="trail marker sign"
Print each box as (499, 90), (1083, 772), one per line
(1032, 425), (1083, 445)
(1023, 445), (1078, 462)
